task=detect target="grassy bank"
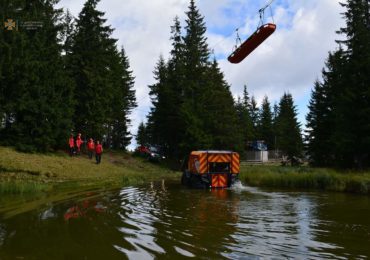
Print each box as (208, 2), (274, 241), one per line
(240, 164), (370, 194)
(2, 146), (369, 195)
(0, 146), (180, 194)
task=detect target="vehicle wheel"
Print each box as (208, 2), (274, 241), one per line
(190, 174), (206, 189)
(181, 172), (186, 185)
(181, 171), (191, 186)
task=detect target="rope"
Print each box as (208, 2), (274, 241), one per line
(258, 0), (275, 27)
(210, 0), (276, 54)
(258, 9), (265, 28)
(233, 28), (242, 51)
(269, 5), (275, 24)
(209, 27), (240, 52)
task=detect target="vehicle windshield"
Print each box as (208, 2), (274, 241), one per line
(209, 162), (230, 173)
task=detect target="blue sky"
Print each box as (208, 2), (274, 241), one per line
(58, 0), (345, 149)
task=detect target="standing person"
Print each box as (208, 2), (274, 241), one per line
(75, 133), (84, 155)
(87, 138), (95, 159)
(68, 134), (75, 156)
(95, 141), (103, 164)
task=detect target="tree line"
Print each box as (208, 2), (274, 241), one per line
(0, 0), (136, 152)
(137, 0), (369, 169)
(136, 0), (303, 161)
(1, 0), (368, 169)
(306, 0), (370, 168)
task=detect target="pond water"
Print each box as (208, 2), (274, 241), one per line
(0, 181), (369, 259)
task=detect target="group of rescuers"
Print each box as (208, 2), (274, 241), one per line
(68, 133), (103, 164)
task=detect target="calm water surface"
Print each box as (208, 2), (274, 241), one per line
(0, 181), (369, 259)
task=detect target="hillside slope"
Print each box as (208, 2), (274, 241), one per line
(0, 146), (180, 194)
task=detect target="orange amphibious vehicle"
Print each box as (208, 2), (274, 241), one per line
(182, 150), (240, 188)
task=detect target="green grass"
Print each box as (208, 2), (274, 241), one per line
(0, 146), (181, 194)
(240, 165), (370, 194)
(0, 181), (50, 194)
(2, 146), (369, 195)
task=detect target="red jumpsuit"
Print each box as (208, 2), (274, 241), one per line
(68, 137), (75, 156)
(87, 140), (95, 159)
(76, 136), (83, 153)
(95, 144), (103, 164)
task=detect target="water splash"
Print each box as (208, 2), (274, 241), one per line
(230, 181), (277, 198)
(230, 180), (249, 191)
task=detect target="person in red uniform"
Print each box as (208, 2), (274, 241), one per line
(95, 140), (103, 164)
(87, 138), (95, 159)
(68, 134), (75, 156)
(75, 133), (84, 155)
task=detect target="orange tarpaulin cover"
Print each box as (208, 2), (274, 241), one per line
(228, 23), (276, 64)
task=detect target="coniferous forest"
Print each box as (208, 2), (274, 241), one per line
(0, 0), (137, 152)
(1, 0), (369, 169)
(141, 1), (303, 161)
(306, 0), (370, 168)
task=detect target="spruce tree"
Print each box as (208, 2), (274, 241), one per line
(235, 85), (254, 152)
(147, 56), (171, 149)
(249, 96), (259, 137)
(307, 0), (370, 168)
(258, 96), (274, 150)
(242, 85), (255, 143)
(275, 93), (303, 159)
(235, 97), (245, 152)
(183, 0), (210, 70)
(0, 0), (74, 151)
(201, 59), (242, 151)
(179, 0), (212, 154)
(272, 102), (279, 149)
(306, 50), (344, 167)
(0, 0), (134, 151)
(147, 17), (188, 158)
(147, 0), (244, 159)
(109, 47), (136, 150)
(1, 0), (27, 143)
(68, 0), (118, 140)
(136, 122), (148, 146)
(61, 9), (75, 57)
(166, 16), (187, 158)
(334, 0), (370, 168)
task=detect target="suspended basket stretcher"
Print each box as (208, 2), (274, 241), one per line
(228, 23), (276, 64)
(227, 0), (276, 64)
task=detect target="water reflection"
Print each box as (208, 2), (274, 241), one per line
(109, 181), (242, 259)
(114, 186), (166, 258)
(226, 191), (337, 258)
(0, 224), (5, 247)
(0, 182), (369, 259)
(64, 199), (105, 221)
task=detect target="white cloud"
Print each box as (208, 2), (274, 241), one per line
(58, 0), (345, 149)
(217, 0), (344, 104)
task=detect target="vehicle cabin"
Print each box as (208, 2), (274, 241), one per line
(183, 150), (240, 188)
